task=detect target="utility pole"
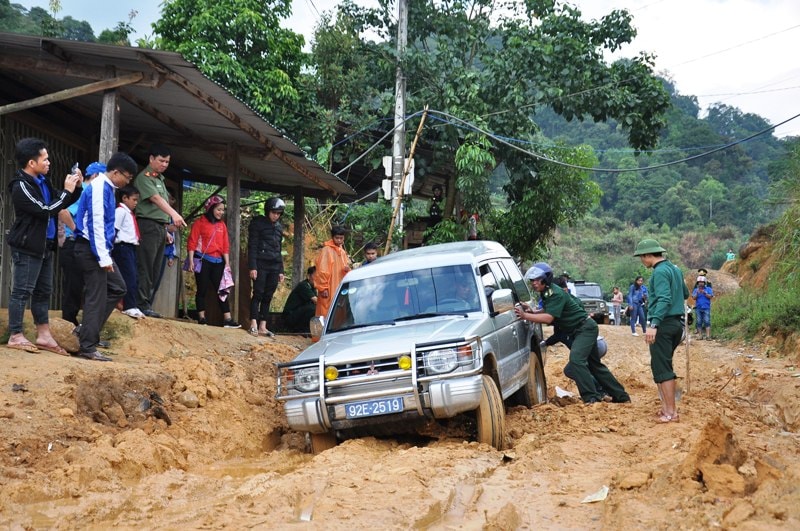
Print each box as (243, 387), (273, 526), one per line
(390, 0), (408, 246)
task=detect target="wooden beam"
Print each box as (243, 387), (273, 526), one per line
(99, 88), (120, 162)
(98, 67), (121, 162)
(119, 87), (200, 141)
(0, 53), (165, 87)
(226, 143), (241, 322)
(292, 190), (306, 287)
(0, 72), (144, 116)
(0, 72), (98, 129)
(136, 52), (338, 194)
(183, 173), (332, 199)
(41, 40), (72, 63)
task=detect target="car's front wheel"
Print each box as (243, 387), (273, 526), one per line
(476, 375), (506, 450)
(513, 352), (547, 407)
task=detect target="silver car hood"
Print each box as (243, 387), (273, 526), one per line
(294, 316), (490, 363)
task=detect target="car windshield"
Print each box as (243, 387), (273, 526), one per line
(575, 284), (603, 299)
(327, 264), (481, 332)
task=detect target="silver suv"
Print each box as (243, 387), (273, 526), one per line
(275, 241), (546, 452)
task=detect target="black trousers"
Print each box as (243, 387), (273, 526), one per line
(250, 267), (280, 321)
(59, 239), (84, 326)
(195, 258), (230, 314)
(74, 239), (126, 353)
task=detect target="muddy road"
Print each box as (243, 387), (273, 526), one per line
(1, 313), (799, 529)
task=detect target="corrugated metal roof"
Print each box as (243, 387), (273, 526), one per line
(0, 32), (354, 197)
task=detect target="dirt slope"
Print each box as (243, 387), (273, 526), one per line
(1, 311), (799, 529)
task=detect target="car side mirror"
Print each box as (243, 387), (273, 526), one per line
(309, 316), (324, 341)
(490, 288), (514, 316)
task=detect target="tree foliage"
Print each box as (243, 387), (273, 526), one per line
(289, 0), (671, 259)
(0, 0), (133, 43)
(152, 0), (305, 122)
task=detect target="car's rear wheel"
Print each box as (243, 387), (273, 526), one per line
(308, 432), (337, 454)
(514, 352), (547, 407)
(476, 375), (506, 450)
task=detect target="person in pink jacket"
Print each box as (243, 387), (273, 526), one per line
(187, 195), (240, 328)
(314, 225), (351, 319)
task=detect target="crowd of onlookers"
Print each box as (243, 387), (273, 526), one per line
(4, 138), (388, 361)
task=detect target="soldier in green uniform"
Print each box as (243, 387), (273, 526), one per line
(633, 238), (689, 423)
(133, 143), (186, 317)
(282, 266), (318, 333)
(515, 262), (630, 404)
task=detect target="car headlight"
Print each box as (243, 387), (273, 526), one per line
(599, 302), (607, 310)
(423, 348), (458, 374)
(294, 367), (320, 392)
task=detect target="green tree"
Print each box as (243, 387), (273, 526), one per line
(60, 16), (95, 41)
(297, 0), (670, 257)
(0, 0), (38, 34)
(152, 0), (305, 122)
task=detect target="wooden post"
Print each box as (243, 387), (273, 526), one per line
(226, 142), (240, 320)
(384, 106), (428, 255)
(99, 67), (121, 162)
(292, 189), (306, 288)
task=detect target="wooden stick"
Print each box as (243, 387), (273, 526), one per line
(384, 106), (429, 255)
(685, 305), (691, 394)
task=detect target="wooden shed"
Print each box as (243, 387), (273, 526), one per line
(0, 32), (354, 320)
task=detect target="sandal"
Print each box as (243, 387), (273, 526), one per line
(6, 341), (39, 353)
(36, 343), (70, 356)
(260, 330), (275, 338)
(249, 326), (259, 337)
(657, 413), (679, 423)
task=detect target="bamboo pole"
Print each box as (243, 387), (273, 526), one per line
(685, 304), (691, 394)
(384, 106), (429, 255)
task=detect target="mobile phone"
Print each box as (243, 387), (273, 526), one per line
(71, 162), (79, 173)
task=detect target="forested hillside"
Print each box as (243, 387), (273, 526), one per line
(529, 76), (797, 293)
(4, 0), (799, 296)
(535, 78), (788, 237)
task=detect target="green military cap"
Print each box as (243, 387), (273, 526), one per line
(633, 238), (667, 256)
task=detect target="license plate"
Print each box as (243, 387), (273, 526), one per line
(345, 397), (404, 419)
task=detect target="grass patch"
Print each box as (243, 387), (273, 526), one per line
(715, 280), (800, 340)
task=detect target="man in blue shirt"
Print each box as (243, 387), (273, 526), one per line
(6, 138), (81, 355)
(627, 276), (648, 336)
(692, 275), (714, 340)
(58, 162), (105, 327)
(73, 152), (138, 361)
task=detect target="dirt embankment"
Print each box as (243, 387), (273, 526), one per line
(1, 309), (799, 529)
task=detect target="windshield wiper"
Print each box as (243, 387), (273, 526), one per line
(332, 320), (396, 332)
(394, 313), (442, 321)
(394, 312), (468, 321)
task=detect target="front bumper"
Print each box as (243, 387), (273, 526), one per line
(282, 374), (484, 433)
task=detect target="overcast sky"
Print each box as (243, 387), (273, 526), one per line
(17, 0), (800, 137)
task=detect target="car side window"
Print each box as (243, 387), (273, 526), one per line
(480, 264), (500, 291)
(499, 259), (531, 303)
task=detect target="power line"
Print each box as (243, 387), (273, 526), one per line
(425, 108), (800, 174)
(668, 24), (800, 70)
(697, 85), (800, 98)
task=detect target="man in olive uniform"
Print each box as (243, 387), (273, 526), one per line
(633, 238), (690, 423)
(515, 262), (630, 404)
(133, 143), (186, 317)
(282, 266), (318, 333)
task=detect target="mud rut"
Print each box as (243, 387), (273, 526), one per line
(1, 316), (799, 529)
